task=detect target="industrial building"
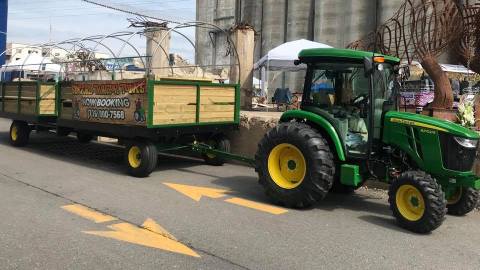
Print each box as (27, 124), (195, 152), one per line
(196, 0), (405, 69)
(196, 0), (477, 94)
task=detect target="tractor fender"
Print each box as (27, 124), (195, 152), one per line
(280, 110), (346, 161)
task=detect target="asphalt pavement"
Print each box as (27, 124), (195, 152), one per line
(0, 118), (479, 270)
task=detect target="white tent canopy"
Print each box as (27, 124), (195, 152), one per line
(440, 64), (475, 74)
(2, 54), (61, 72)
(254, 39), (332, 71)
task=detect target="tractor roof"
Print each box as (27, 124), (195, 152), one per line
(298, 48), (400, 64)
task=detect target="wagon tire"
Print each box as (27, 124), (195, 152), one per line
(203, 135), (230, 166)
(9, 121), (30, 147)
(124, 141), (158, 178)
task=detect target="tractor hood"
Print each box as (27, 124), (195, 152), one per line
(384, 111), (480, 139)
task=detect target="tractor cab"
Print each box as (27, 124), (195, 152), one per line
(298, 48), (400, 157)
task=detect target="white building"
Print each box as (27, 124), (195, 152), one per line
(5, 43), (110, 64)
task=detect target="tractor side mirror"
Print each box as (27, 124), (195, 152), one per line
(363, 57), (373, 77)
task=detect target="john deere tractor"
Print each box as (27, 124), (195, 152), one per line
(255, 48), (480, 233)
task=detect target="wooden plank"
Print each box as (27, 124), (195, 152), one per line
(200, 96), (235, 105)
(153, 84), (198, 125)
(39, 99), (56, 115)
(199, 117), (235, 123)
(200, 104), (235, 112)
(154, 104), (197, 113)
(21, 85), (37, 98)
(154, 84), (197, 96)
(20, 100), (36, 115)
(152, 113), (196, 125)
(199, 111), (235, 118)
(4, 85), (19, 97)
(200, 86), (235, 95)
(19, 97), (37, 101)
(154, 95), (197, 104)
(39, 84), (55, 96)
(39, 103), (56, 115)
(3, 100), (17, 113)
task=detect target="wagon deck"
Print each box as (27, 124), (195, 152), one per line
(1, 79), (240, 137)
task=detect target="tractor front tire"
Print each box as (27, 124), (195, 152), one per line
(388, 171), (447, 234)
(9, 121), (30, 147)
(203, 135), (230, 166)
(255, 122), (335, 208)
(124, 141), (158, 177)
(447, 187), (479, 216)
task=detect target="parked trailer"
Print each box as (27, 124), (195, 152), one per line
(0, 79), (251, 177)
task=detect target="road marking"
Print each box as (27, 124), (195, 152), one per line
(164, 183), (288, 215)
(225, 197), (288, 215)
(62, 204), (117, 223)
(84, 222), (199, 258)
(163, 182), (229, 202)
(62, 205), (199, 258)
(142, 218), (177, 241)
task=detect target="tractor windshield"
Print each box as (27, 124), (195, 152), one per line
(305, 62), (396, 155)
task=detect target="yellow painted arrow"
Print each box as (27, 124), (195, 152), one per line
(163, 182), (229, 202)
(84, 219), (200, 258)
(164, 183), (288, 215)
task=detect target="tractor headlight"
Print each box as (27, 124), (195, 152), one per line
(454, 137), (478, 149)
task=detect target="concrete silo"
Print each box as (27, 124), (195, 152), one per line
(378, 0), (405, 25)
(347, 0), (377, 44)
(195, 0), (215, 66)
(240, 0), (263, 60)
(261, 0), (287, 57)
(285, 0), (314, 92)
(314, 0), (376, 48)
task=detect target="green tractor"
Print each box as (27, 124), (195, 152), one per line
(255, 48), (480, 233)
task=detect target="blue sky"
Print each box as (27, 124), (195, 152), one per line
(7, 0), (197, 60)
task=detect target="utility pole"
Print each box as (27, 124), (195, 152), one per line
(0, 0), (8, 65)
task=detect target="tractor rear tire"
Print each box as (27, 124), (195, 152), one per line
(203, 135), (230, 166)
(255, 122), (335, 208)
(124, 141), (158, 178)
(388, 171), (447, 234)
(9, 121), (30, 147)
(447, 187), (479, 216)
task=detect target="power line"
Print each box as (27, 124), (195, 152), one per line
(79, 0), (186, 25)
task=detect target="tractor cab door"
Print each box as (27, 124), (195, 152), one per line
(302, 61), (397, 158)
(302, 63), (371, 157)
(371, 63), (397, 144)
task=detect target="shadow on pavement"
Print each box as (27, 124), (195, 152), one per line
(1, 131), (413, 233)
(0, 131), (206, 177)
(357, 215), (424, 235)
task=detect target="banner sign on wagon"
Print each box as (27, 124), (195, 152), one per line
(71, 79), (148, 125)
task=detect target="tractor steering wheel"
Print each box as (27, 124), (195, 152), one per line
(352, 94), (369, 117)
(352, 94), (368, 107)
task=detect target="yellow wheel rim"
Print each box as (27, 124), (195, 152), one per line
(11, 125), (18, 141)
(448, 187), (463, 205)
(128, 146), (142, 169)
(396, 184), (425, 221)
(268, 143), (307, 189)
